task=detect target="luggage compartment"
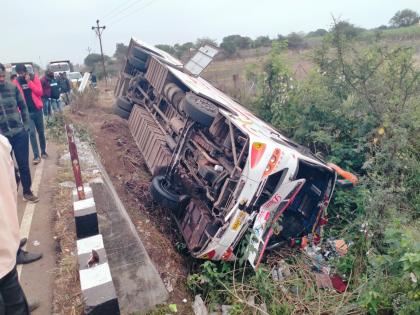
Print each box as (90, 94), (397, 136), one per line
(128, 105), (171, 174)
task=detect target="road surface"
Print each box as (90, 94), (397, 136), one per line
(17, 142), (58, 315)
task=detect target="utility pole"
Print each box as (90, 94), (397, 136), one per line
(91, 19), (107, 85)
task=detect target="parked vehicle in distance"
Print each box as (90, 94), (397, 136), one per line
(113, 38), (356, 269)
(47, 60), (73, 77)
(68, 71), (83, 89)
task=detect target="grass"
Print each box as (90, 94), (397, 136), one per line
(51, 148), (84, 315)
(360, 24), (420, 41)
(187, 248), (364, 315)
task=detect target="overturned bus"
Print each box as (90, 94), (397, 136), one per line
(113, 38), (356, 268)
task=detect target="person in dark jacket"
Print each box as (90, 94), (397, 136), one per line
(90, 72), (97, 88)
(49, 73), (61, 113)
(14, 64), (47, 165)
(58, 72), (71, 105)
(0, 62), (39, 202)
(40, 71), (52, 117)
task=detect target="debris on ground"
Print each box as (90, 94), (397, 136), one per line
(333, 239), (349, 256)
(315, 272), (333, 290)
(330, 274), (348, 293)
(59, 181), (76, 188)
(192, 295), (208, 315)
(168, 303), (178, 313)
(271, 259), (291, 281)
(221, 305), (232, 315)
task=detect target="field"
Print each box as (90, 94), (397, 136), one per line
(201, 25), (420, 105)
(202, 50), (313, 105)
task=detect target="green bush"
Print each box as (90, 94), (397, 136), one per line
(249, 20), (420, 314)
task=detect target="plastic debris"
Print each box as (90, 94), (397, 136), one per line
(410, 272), (417, 283)
(59, 181), (76, 188)
(182, 298), (187, 303)
(168, 303), (178, 313)
(193, 295), (208, 315)
(33, 240), (40, 247)
(271, 259), (291, 281)
(323, 238), (352, 260)
(305, 246), (327, 272)
(330, 274), (347, 293)
(334, 239), (348, 256)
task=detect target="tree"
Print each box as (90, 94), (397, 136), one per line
(286, 32), (306, 49)
(84, 53), (110, 78)
(277, 34), (287, 41)
(114, 43), (128, 57)
(389, 9), (420, 27)
(155, 44), (176, 56)
(113, 43), (128, 62)
(253, 36), (272, 48)
(195, 37), (218, 48)
(174, 42), (194, 58)
(220, 35), (252, 56)
(307, 28), (328, 37)
(330, 21), (365, 39)
(220, 35), (240, 55)
(84, 54), (103, 68)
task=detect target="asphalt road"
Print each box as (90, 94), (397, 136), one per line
(17, 142), (58, 315)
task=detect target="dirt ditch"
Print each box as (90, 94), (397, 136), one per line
(67, 85), (194, 314)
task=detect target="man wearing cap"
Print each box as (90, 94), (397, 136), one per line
(14, 63), (47, 165)
(0, 63), (39, 203)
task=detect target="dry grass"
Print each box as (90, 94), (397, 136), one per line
(201, 50), (313, 105)
(203, 248), (362, 315)
(70, 89), (99, 113)
(265, 249), (362, 315)
(51, 154), (84, 315)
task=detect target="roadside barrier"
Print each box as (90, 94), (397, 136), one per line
(77, 234), (119, 314)
(66, 124), (120, 315)
(73, 197), (99, 239)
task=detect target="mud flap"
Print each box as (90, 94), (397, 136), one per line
(247, 179), (305, 269)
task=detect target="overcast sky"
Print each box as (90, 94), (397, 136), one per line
(2, 0), (420, 66)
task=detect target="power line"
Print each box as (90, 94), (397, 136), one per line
(104, 0), (146, 24)
(101, 0), (136, 20)
(104, 0), (143, 22)
(108, 0), (159, 27)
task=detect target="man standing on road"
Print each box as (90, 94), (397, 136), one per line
(0, 134), (41, 313)
(0, 63), (39, 202)
(0, 134), (30, 315)
(14, 64), (47, 165)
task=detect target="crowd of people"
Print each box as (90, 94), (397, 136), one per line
(0, 62), (77, 314)
(0, 60), (100, 313)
